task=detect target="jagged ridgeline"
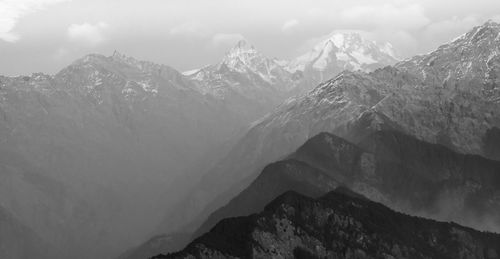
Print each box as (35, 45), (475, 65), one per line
(124, 21), (500, 259)
(0, 28), (397, 258)
(2, 14), (500, 259)
(163, 21), (500, 245)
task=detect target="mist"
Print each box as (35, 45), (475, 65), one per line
(1, 1), (500, 259)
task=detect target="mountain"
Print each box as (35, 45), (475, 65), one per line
(161, 21), (500, 252)
(192, 157), (340, 239)
(288, 31), (399, 83)
(121, 35), (402, 258)
(193, 130), (500, 241)
(396, 20), (500, 103)
(186, 39), (306, 122)
(184, 33), (397, 123)
(157, 189), (500, 259)
(138, 129), (500, 258)
(0, 51), (249, 258)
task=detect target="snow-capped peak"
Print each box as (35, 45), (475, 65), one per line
(221, 39), (263, 70)
(288, 31), (399, 73)
(226, 39), (257, 56)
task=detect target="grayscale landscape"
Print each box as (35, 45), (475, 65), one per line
(0, 0), (499, 258)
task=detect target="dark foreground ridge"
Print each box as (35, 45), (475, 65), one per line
(155, 187), (500, 259)
(193, 129), (500, 242)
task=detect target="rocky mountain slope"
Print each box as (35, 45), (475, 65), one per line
(0, 51), (248, 258)
(119, 34), (400, 259)
(185, 33), (398, 124)
(135, 129), (500, 258)
(185, 40), (305, 122)
(158, 188), (500, 259)
(163, 21), (500, 241)
(194, 130), (500, 241)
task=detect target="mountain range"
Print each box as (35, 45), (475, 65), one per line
(288, 31), (398, 83)
(193, 130), (500, 239)
(139, 21), (500, 259)
(2, 19), (499, 259)
(0, 29), (397, 258)
(0, 51), (250, 257)
(185, 33), (397, 123)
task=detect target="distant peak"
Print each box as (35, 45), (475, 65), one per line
(73, 53), (107, 65)
(473, 19), (500, 33)
(463, 20), (500, 43)
(111, 50), (126, 59)
(482, 19), (500, 28)
(110, 50), (135, 63)
(227, 38), (257, 56)
(108, 51), (149, 68)
(234, 39), (253, 49)
(322, 32), (363, 48)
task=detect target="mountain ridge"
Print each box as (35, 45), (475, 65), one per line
(157, 188), (500, 259)
(165, 22), (500, 241)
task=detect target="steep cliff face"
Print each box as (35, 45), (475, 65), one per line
(158, 189), (500, 259)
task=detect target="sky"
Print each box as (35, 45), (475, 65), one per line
(1, 0), (500, 76)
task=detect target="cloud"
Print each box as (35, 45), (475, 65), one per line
(170, 21), (209, 38)
(211, 33), (244, 47)
(282, 19), (299, 33)
(67, 22), (109, 46)
(340, 3), (430, 30)
(0, 0), (70, 42)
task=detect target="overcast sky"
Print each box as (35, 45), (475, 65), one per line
(1, 0), (499, 76)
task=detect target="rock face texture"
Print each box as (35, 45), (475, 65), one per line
(157, 189), (500, 259)
(165, 21), (500, 240)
